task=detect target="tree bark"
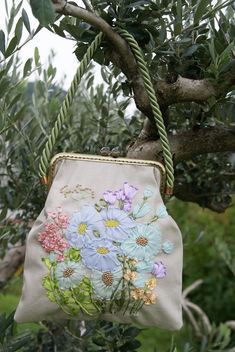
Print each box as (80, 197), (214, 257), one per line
(0, 245), (25, 289)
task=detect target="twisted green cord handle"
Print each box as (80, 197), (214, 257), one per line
(117, 28), (174, 194)
(38, 32), (103, 179)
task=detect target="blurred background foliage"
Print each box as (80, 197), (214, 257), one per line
(0, 0), (235, 351)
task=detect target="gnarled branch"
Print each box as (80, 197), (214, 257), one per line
(127, 125), (235, 163)
(51, 1), (235, 116)
(0, 245), (25, 289)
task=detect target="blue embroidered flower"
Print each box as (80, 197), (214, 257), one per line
(121, 224), (161, 260)
(66, 206), (105, 249)
(144, 186), (154, 198)
(156, 205), (169, 219)
(132, 203), (150, 218)
(91, 269), (122, 299)
(162, 240), (174, 254)
(55, 260), (84, 290)
(133, 272), (151, 288)
(136, 260), (152, 273)
(100, 208), (135, 242)
(81, 238), (121, 272)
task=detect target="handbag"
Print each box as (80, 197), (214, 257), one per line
(15, 30), (183, 331)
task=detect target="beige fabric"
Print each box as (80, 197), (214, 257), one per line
(15, 157), (183, 330)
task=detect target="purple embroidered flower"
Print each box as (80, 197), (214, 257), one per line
(100, 207), (135, 242)
(123, 201), (132, 212)
(151, 261), (166, 278)
(115, 182), (138, 212)
(115, 188), (125, 201)
(81, 238), (121, 272)
(123, 182), (138, 199)
(103, 191), (117, 205)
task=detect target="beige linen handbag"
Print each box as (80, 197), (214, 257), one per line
(15, 30), (183, 331)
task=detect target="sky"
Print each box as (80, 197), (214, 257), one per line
(0, 0), (89, 88)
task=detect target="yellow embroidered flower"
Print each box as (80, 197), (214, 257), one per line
(146, 277), (157, 290)
(131, 288), (145, 300)
(129, 258), (138, 266)
(124, 269), (137, 281)
(143, 291), (156, 305)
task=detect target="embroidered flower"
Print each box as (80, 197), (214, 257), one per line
(133, 272), (151, 288)
(115, 182), (138, 212)
(66, 206), (105, 249)
(131, 288), (156, 304)
(143, 291), (156, 305)
(55, 260), (84, 290)
(162, 241), (174, 254)
(124, 269), (137, 281)
(81, 238), (121, 272)
(47, 207), (69, 228)
(123, 201), (132, 212)
(152, 261), (166, 278)
(121, 224), (162, 260)
(146, 277), (157, 290)
(144, 186), (154, 199)
(103, 191), (117, 205)
(136, 260), (152, 273)
(131, 288), (145, 300)
(100, 208), (135, 242)
(91, 269), (122, 299)
(132, 203), (151, 218)
(39, 228), (69, 256)
(156, 205), (169, 219)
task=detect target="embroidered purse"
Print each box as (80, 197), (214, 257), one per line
(15, 30), (183, 331)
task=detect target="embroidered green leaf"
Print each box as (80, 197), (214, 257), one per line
(68, 248), (81, 261)
(47, 291), (57, 303)
(42, 257), (52, 269)
(42, 275), (56, 292)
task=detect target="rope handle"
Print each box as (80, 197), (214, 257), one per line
(117, 29), (174, 195)
(38, 30), (174, 195)
(38, 32), (103, 181)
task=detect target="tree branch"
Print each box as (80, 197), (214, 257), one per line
(51, 1), (235, 118)
(154, 76), (217, 107)
(173, 181), (233, 213)
(0, 245), (25, 289)
(154, 63), (235, 108)
(127, 125), (235, 212)
(51, 0), (151, 117)
(127, 125), (235, 163)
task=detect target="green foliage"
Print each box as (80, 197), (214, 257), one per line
(30, 0), (55, 26)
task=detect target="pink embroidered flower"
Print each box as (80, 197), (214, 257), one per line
(56, 252), (65, 262)
(39, 208), (70, 257)
(38, 230), (69, 253)
(45, 223), (58, 234)
(48, 207), (69, 228)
